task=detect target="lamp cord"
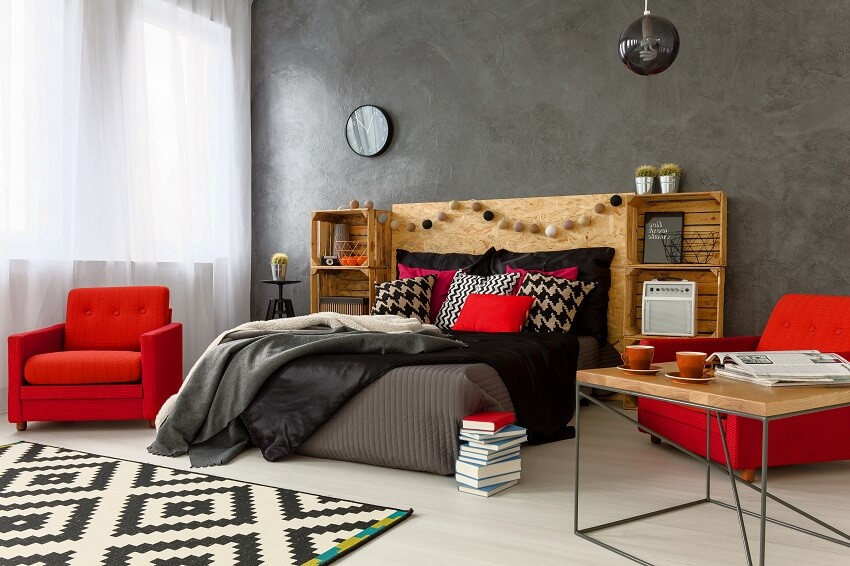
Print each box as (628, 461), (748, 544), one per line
(644, 0), (650, 15)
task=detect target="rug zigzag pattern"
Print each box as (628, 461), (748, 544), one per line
(0, 442), (410, 565)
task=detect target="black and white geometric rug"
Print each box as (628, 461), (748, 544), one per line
(0, 442), (411, 565)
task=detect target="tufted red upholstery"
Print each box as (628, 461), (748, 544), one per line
(65, 286), (170, 351)
(638, 294), (850, 475)
(7, 286), (182, 428)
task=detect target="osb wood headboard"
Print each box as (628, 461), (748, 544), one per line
(392, 193), (629, 348)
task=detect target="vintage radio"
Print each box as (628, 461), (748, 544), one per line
(641, 279), (697, 337)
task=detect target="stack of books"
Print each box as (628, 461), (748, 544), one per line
(455, 411), (527, 497)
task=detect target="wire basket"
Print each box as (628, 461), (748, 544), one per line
(661, 231), (719, 264)
(334, 240), (367, 266)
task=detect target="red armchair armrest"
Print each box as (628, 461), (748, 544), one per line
(639, 336), (762, 363)
(7, 324), (65, 422)
(140, 322), (183, 420)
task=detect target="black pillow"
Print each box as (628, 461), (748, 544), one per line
(371, 275), (435, 323)
(396, 247), (494, 276)
(488, 247), (615, 343)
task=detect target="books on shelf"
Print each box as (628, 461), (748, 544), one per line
(461, 411), (515, 433)
(709, 350), (850, 387)
(455, 414), (527, 497)
(458, 480), (519, 498)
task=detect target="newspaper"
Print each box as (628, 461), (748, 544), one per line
(708, 350), (850, 386)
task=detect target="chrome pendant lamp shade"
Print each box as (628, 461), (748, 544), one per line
(618, 1), (679, 75)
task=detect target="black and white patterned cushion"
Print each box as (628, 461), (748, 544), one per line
(434, 271), (520, 329)
(371, 275), (436, 323)
(518, 272), (596, 333)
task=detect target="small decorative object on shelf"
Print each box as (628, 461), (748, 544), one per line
(594, 203), (606, 214)
(634, 165), (657, 195)
(349, 199), (360, 209)
(270, 252), (288, 281)
(471, 201), (483, 212)
(436, 211), (448, 221)
(363, 199), (374, 209)
(662, 231), (719, 264)
(335, 241), (367, 266)
(563, 219), (575, 230)
(658, 163), (682, 194)
(577, 215), (590, 226)
(610, 194), (623, 207)
(643, 212), (683, 263)
(483, 210), (494, 221)
(529, 223), (540, 234)
(422, 219), (433, 230)
(545, 224), (557, 238)
(497, 219), (509, 229)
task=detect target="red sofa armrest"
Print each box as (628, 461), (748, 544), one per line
(7, 324), (65, 422)
(639, 336), (762, 363)
(140, 322), (183, 420)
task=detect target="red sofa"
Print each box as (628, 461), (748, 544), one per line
(8, 286), (182, 430)
(638, 294), (850, 482)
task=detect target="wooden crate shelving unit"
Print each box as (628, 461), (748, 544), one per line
(310, 208), (392, 314)
(624, 191), (727, 342)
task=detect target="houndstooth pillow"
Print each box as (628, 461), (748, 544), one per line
(434, 271), (520, 329)
(371, 275), (436, 323)
(518, 272), (596, 333)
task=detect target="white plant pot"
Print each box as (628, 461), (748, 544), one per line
(271, 263), (287, 281)
(635, 177), (654, 195)
(659, 174), (680, 194)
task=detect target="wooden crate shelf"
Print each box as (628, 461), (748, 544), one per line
(309, 208), (391, 313)
(624, 191), (727, 344)
(626, 191), (726, 266)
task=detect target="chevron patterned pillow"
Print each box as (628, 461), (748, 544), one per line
(434, 271), (520, 329)
(371, 275), (436, 323)
(518, 272), (597, 333)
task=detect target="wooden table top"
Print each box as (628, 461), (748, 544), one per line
(578, 362), (850, 418)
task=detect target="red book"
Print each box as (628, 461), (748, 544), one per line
(462, 411), (515, 433)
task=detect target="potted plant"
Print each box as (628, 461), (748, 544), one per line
(634, 165), (657, 195)
(658, 163), (683, 194)
(270, 253), (288, 281)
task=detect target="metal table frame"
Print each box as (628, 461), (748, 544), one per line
(574, 381), (850, 565)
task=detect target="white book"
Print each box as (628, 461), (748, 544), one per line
(455, 470), (521, 489)
(459, 424), (528, 442)
(455, 455), (521, 480)
(458, 480), (518, 498)
(458, 452), (519, 467)
(458, 445), (521, 461)
(708, 350), (850, 379)
(463, 435), (528, 452)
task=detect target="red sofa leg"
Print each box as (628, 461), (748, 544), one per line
(650, 435), (661, 444)
(741, 468), (755, 483)
(16, 422), (27, 431)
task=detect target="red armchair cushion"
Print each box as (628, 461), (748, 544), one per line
(65, 286), (170, 351)
(24, 351), (142, 385)
(758, 294), (850, 352)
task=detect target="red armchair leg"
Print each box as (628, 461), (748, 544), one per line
(149, 419), (156, 429)
(16, 422), (27, 431)
(741, 468), (755, 483)
(650, 435), (662, 444)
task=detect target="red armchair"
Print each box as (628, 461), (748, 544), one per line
(8, 286), (182, 430)
(638, 294), (850, 482)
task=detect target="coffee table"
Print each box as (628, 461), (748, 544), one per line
(575, 362), (850, 565)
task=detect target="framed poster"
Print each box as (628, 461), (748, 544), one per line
(643, 212), (683, 263)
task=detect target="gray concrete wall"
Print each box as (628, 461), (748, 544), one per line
(251, 0), (850, 336)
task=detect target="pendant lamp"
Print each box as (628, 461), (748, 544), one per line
(618, 1), (679, 75)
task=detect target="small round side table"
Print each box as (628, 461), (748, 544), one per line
(262, 280), (300, 320)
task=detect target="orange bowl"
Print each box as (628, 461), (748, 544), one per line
(340, 256), (367, 266)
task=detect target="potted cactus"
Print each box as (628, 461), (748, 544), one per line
(658, 163), (683, 194)
(270, 253), (288, 281)
(634, 165), (657, 195)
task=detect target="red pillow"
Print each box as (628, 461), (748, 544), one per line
(397, 264), (458, 321)
(453, 294), (536, 333)
(506, 264), (579, 294)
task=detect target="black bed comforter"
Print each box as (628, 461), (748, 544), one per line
(242, 332), (579, 461)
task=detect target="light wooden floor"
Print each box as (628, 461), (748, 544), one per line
(3, 404), (849, 565)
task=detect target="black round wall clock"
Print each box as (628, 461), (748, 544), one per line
(345, 105), (392, 157)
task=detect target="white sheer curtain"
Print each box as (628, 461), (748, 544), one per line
(0, 0), (251, 406)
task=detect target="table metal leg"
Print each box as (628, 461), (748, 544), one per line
(716, 411), (753, 566)
(706, 409), (711, 500)
(574, 381), (581, 534)
(759, 419), (769, 566)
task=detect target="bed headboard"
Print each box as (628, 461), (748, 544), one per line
(392, 193), (629, 348)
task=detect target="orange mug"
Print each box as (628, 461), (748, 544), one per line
(621, 345), (655, 370)
(677, 351), (708, 379)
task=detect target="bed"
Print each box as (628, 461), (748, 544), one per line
(152, 194), (628, 474)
